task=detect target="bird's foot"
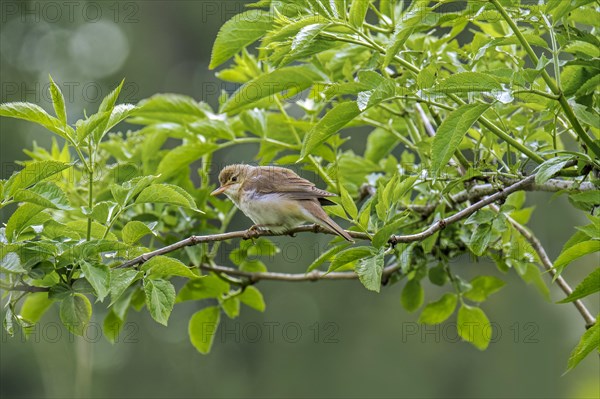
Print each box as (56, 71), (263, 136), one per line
(243, 225), (269, 240)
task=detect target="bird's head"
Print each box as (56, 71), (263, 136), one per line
(210, 164), (253, 200)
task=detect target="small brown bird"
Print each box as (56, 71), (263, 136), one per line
(210, 164), (353, 242)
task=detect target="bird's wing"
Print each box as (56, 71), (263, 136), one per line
(246, 166), (335, 200)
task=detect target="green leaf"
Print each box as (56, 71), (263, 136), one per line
(301, 101), (361, 158)
(103, 310), (124, 344)
(428, 263), (448, 286)
(0, 102), (67, 138)
(535, 156), (572, 184)
(49, 283), (73, 301)
(80, 79), (125, 143)
(210, 10), (274, 69)
(349, 0), (369, 27)
(566, 319), (599, 372)
(65, 220), (117, 241)
(59, 293), (92, 336)
(465, 209), (495, 225)
(339, 185), (358, 220)
(518, 263), (550, 301)
(141, 256), (198, 279)
(245, 238), (280, 257)
(372, 214), (409, 248)
(575, 74), (600, 97)
(239, 286), (266, 312)
(457, 304), (491, 350)
(355, 249), (385, 293)
(188, 118), (235, 140)
(75, 111), (110, 142)
(576, 223), (600, 240)
(222, 65), (323, 113)
(468, 224), (493, 256)
(573, 105), (600, 130)
(156, 142), (218, 181)
(288, 23), (327, 57)
(463, 276), (505, 302)
(401, 279), (424, 312)
(5, 160), (71, 197)
(20, 292), (54, 324)
(417, 63), (438, 89)
(79, 260), (110, 302)
(563, 41), (599, 59)
(329, 246), (375, 272)
(365, 128), (399, 163)
(5, 203), (48, 242)
(384, 27), (414, 67)
(13, 182), (72, 210)
(433, 72), (502, 93)
(176, 274), (230, 302)
(136, 184), (199, 211)
(306, 243), (352, 273)
(559, 268), (600, 303)
(554, 240), (600, 275)
(48, 75), (67, 125)
(570, 191), (600, 208)
(188, 306), (221, 354)
(0, 252), (25, 273)
(106, 103), (136, 130)
(567, 321), (600, 371)
(122, 221), (154, 245)
(99, 79), (124, 112)
(356, 72), (396, 111)
(419, 293), (458, 325)
(133, 94), (208, 123)
(431, 103), (489, 176)
(109, 269), (141, 306)
(112, 175), (159, 206)
(144, 278), (176, 326)
(221, 296), (240, 319)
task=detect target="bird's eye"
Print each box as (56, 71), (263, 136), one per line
(231, 176), (237, 182)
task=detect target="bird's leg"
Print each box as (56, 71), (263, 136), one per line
(244, 224), (270, 240)
(249, 224), (276, 232)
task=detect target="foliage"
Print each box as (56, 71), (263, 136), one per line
(1, 0), (598, 370)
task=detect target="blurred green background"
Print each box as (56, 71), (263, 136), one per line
(1, 1), (598, 398)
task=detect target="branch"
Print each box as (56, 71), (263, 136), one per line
(199, 262), (401, 283)
(496, 177), (595, 192)
(497, 208), (597, 328)
(389, 174), (537, 244)
(116, 225), (370, 269)
(5, 285), (50, 293)
(397, 178), (596, 215)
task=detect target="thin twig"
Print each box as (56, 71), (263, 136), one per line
(199, 262), (401, 282)
(389, 174), (537, 244)
(8, 285), (50, 293)
(498, 208), (597, 328)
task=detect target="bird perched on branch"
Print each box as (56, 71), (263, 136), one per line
(211, 164), (353, 242)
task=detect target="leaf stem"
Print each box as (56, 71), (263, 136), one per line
(86, 142), (94, 242)
(513, 89), (560, 101)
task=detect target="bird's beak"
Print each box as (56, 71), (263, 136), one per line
(210, 185), (227, 196)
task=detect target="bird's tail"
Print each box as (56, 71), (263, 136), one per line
(304, 201), (354, 242)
